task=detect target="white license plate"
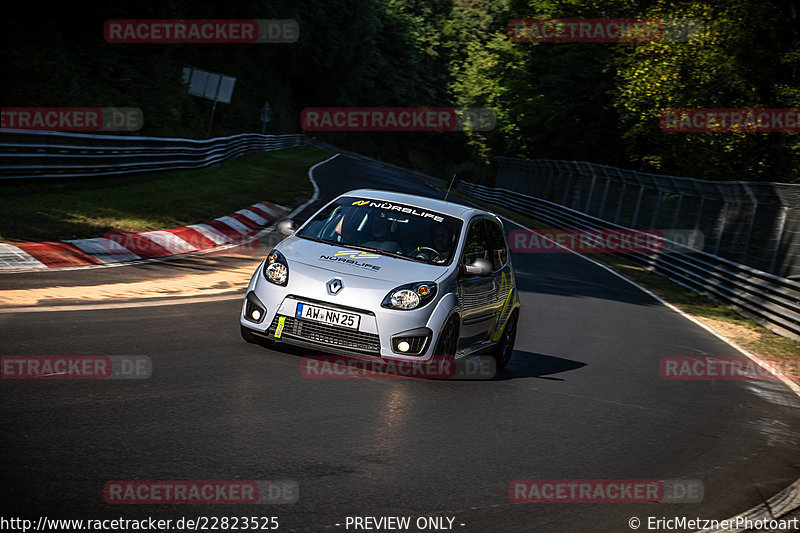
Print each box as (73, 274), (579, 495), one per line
(295, 303), (360, 330)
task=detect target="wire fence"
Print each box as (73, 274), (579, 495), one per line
(458, 180), (800, 340)
(495, 157), (800, 279)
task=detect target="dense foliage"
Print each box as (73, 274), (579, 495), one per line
(2, 0), (798, 182)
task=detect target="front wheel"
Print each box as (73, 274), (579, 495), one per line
(492, 309), (518, 369)
(241, 325), (258, 343)
(434, 316), (458, 356)
(241, 325), (274, 347)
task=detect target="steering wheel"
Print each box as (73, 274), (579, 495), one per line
(415, 246), (445, 262)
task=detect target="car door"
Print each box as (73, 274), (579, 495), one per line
(484, 217), (514, 342)
(457, 218), (498, 350)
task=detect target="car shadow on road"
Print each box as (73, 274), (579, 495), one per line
(250, 340), (586, 383)
(492, 350), (587, 381)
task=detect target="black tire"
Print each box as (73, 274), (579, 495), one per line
(242, 325), (275, 347)
(241, 325), (258, 344)
(493, 309), (518, 369)
(429, 317), (460, 380)
(434, 316), (458, 356)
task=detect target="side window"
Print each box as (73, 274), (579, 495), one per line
(486, 219), (508, 271)
(463, 219), (489, 265)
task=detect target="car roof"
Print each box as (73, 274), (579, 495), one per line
(339, 188), (497, 222)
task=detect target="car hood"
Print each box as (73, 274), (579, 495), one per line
(277, 236), (450, 284)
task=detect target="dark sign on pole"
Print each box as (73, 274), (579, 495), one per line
(183, 67), (237, 137)
(184, 67), (236, 103)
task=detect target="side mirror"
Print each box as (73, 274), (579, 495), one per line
(464, 258), (493, 277)
(277, 219), (296, 236)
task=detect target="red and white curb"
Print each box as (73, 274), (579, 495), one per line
(0, 201), (289, 271)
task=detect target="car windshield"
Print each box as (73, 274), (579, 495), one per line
(297, 196), (463, 265)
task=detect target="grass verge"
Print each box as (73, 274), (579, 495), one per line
(444, 186), (800, 374)
(0, 146), (332, 242)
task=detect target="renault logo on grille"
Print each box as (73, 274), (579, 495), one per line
(327, 278), (343, 295)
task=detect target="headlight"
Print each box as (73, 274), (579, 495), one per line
(382, 282), (437, 310)
(391, 289), (419, 309)
(263, 250), (289, 286)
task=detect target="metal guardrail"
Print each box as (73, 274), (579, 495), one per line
(0, 132), (447, 190)
(0, 131), (307, 179)
(458, 181), (800, 340)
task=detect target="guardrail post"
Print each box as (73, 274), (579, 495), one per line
(561, 163), (573, 206)
(768, 206), (788, 275)
(614, 169), (627, 225)
(545, 162), (555, 201)
(692, 200), (707, 257)
(584, 163), (597, 214)
(598, 169), (611, 220)
(713, 204), (730, 256)
(668, 177), (684, 233)
(740, 183), (758, 265)
(650, 191), (662, 229)
(713, 184), (730, 257)
(631, 174), (645, 228)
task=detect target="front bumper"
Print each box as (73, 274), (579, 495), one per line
(240, 265), (442, 361)
(266, 311), (382, 355)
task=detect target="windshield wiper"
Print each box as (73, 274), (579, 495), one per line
(298, 237), (435, 264)
(340, 244), (431, 264)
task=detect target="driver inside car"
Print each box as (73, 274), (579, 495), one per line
(360, 213), (403, 254)
(414, 224), (454, 263)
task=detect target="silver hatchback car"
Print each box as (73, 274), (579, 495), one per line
(240, 189), (519, 368)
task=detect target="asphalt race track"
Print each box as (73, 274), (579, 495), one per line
(1, 155), (799, 532)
